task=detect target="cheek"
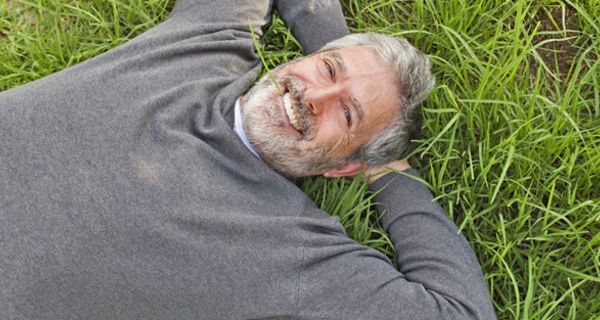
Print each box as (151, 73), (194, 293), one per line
(318, 123), (342, 140)
(311, 115), (346, 147)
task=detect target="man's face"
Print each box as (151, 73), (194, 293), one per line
(240, 46), (398, 177)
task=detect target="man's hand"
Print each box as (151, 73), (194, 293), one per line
(363, 159), (411, 185)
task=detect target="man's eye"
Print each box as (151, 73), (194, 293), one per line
(343, 107), (351, 126)
(325, 61), (334, 79)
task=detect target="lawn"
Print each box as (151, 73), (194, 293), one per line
(1, 0), (599, 319)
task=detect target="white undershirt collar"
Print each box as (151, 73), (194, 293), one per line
(233, 98), (261, 159)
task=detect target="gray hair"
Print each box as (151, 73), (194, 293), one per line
(319, 32), (435, 166)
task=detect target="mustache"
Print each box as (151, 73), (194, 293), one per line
(281, 77), (315, 140)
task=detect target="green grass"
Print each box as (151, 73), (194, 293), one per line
(1, 0), (599, 319)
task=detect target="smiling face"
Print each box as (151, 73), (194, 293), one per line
(240, 46), (399, 177)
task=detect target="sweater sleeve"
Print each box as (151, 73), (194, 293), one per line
(166, 0), (274, 34)
(369, 169), (496, 319)
(297, 169), (496, 319)
(166, 0), (348, 53)
(274, 0), (350, 54)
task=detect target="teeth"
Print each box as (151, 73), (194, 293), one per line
(283, 93), (301, 132)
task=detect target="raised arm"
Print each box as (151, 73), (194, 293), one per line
(367, 167), (496, 319)
(166, 0), (348, 53)
(296, 163), (496, 319)
(274, 0), (349, 53)
(167, 0), (273, 31)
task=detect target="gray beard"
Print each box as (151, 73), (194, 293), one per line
(239, 66), (345, 177)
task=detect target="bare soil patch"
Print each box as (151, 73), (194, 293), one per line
(530, 5), (591, 85)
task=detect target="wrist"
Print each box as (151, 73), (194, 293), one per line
(365, 160), (411, 185)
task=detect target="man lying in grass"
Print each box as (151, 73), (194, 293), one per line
(0, 0), (495, 319)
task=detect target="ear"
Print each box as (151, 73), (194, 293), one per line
(322, 162), (365, 178)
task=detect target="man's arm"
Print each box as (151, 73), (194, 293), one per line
(366, 166), (497, 318)
(166, 0), (348, 54)
(274, 0), (350, 54)
(296, 161), (496, 319)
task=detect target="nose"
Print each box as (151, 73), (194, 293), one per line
(303, 84), (342, 115)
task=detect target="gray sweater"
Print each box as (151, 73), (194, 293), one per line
(0, 0), (496, 319)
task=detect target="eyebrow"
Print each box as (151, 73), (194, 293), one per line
(328, 51), (365, 132)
